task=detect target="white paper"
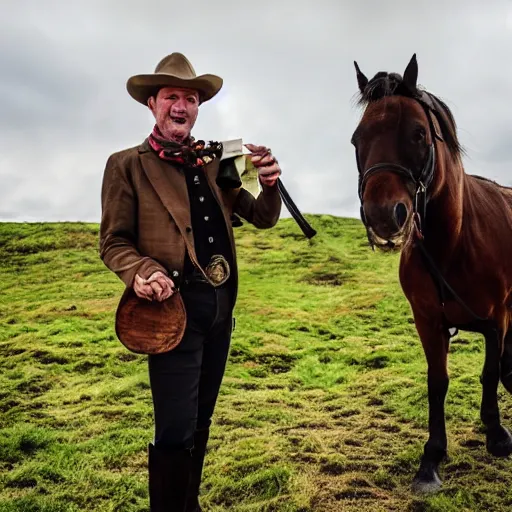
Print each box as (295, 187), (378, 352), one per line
(220, 138), (244, 160)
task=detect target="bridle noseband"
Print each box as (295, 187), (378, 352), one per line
(357, 144), (436, 233)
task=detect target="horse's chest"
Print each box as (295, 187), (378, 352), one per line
(440, 272), (511, 329)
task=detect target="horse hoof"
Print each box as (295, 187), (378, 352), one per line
(411, 469), (442, 494)
(487, 426), (512, 457)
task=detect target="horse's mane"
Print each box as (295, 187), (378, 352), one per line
(471, 174), (512, 192)
(357, 72), (464, 159)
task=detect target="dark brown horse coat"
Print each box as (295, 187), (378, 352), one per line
(352, 55), (512, 492)
(400, 162), (512, 331)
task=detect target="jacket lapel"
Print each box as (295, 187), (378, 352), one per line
(138, 145), (204, 271)
(139, 149), (191, 231)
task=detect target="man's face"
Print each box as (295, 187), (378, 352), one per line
(148, 86), (199, 143)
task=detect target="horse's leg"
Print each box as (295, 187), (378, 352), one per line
(481, 327), (512, 456)
(499, 329), (512, 393)
(412, 321), (449, 493)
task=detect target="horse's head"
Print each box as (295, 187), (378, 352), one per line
(352, 55), (462, 251)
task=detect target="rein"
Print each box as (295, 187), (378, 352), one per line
(413, 233), (486, 322)
(356, 98), (487, 325)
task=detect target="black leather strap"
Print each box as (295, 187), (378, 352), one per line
(415, 236), (486, 322)
(277, 179), (317, 239)
(357, 142), (436, 234)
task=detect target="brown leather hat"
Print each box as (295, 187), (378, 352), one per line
(126, 52), (223, 105)
(115, 287), (186, 355)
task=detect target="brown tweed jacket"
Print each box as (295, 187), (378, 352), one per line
(99, 140), (281, 299)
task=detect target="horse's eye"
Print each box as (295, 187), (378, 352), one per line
(413, 126), (426, 143)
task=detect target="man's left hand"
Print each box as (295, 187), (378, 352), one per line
(245, 143), (282, 187)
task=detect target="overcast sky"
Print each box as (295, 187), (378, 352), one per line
(1, 0), (511, 222)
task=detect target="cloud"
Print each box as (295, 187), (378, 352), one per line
(0, 0), (511, 222)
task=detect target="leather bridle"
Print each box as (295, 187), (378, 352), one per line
(357, 144), (436, 235)
(355, 96), (441, 239)
(354, 94), (486, 324)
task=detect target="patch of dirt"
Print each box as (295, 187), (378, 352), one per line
(73, 360), (106, 373)
(0, 399), (20, 412)
(15, 377), (52, 396)
(334, 489), (381, 500)
(0, 344), (26, 357)
(460, 438), (485, 448)
(32, 350), (70, 365)
(117, 353), (138, 362)
(254, 353), (296, 374)
(345, 439), (363, 447)
(6, 477), (37, 488)
(362, 354), (390, 369)
(332, 409), (360, 418)
(303, 271), (349, 287)
(320, 460), (348, 475)
(379, 424), (401, 434)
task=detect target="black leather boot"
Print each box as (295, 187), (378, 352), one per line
(185, 428), (210, 512)
(148, 443), (192, 512)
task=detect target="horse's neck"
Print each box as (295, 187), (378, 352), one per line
(423, 156), (465, 254)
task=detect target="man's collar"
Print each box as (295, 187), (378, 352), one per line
(138, 138), (152, 154)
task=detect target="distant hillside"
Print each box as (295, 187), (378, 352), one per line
(0, 216), (511, 512)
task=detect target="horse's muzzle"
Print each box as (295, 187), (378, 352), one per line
(362, 201), (412, 251)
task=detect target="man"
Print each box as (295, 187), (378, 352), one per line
(99, 52), (282, 511)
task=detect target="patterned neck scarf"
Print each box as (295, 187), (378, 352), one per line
(148, 125), (223, 168)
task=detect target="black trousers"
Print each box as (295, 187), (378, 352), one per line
(148, 282), (234, 450)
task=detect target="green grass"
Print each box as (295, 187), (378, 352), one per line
(1, 216), (511, 511)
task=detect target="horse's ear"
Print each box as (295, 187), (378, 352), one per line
(403, 54), (418, 92)
(354, 61), (368, 93)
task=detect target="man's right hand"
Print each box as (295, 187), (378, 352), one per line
(134, 272), (175, 302)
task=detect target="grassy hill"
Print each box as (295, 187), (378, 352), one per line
(1, 216), (511, 512)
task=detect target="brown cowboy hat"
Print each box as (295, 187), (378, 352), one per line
(126, 52), (223, 105)
(115, 287), (187, 355)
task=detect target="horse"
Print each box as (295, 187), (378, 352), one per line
(351, 54), (512, 493)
